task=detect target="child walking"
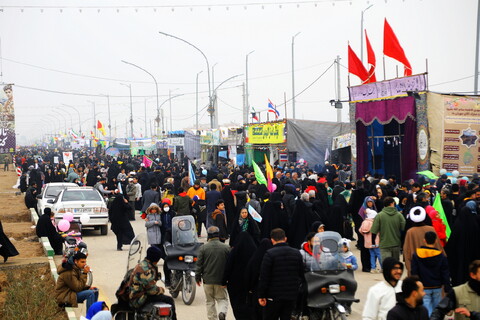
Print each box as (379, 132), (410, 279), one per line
(359, 208), (382, 273)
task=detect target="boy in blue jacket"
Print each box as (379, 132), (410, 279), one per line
(411, 231), (451, 316)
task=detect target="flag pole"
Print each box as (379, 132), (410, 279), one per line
(383, 55), (386, 80)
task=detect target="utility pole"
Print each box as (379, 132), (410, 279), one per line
(169, 90), (172, 132)
(196, 70), (203, 132)
(475, 0), (480, 94)
(292, 32), (301, 119)
(336, 55), (342, 123)
(242, 82), (247, 124)
(360, 4), (374, 63)
(107, 95), (111, 140)
(246, 51), (254, 124)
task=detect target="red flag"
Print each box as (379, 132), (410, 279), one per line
(383, 18), (412, 76)
(365, 30), (377, 83)
(348, 44), (369, 83)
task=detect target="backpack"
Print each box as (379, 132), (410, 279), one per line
(115, 268), (135, 303)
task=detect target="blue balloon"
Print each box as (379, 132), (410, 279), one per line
(446, 172), (452, 176)
(202, 169), (207, 175)
(451, 177), (457, 184)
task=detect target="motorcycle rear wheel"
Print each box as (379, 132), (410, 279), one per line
(181, 275), (196, 305)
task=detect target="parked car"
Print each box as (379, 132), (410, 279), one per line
(52, 187), (109, 235)
(36, 182), (79, 215)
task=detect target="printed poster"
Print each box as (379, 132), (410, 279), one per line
(0, 84), (15, 154)
(441, 96), (480, 175)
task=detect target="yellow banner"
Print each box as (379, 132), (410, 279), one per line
(246, 122), (286, 144)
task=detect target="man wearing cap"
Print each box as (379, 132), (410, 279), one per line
(196, 226), (230, 320)
(187, 179), (206, 201)
(129, 246), (177, 320)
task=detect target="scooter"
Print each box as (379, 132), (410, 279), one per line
(164, 216), (203, 305)
(111, 233), (173, 320)
(300, 232), (360, 320)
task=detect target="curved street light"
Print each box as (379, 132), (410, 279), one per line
(158, 31), (213, 128)
(62, 104), (82, 134)
(159, 93), (185, 134)
(121, 60), (160, 137)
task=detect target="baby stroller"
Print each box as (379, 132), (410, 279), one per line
(59, 219), (92, 286)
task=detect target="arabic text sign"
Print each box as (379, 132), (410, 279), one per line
(246, 122), (286, 144)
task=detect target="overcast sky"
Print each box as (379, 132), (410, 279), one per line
(0, 0), (477, 143)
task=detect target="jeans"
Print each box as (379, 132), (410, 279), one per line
(77, 289), (99, 310)
(203, 284), (229, 320)
(369, 247), (382, 270)
(423, 288), (442, 316)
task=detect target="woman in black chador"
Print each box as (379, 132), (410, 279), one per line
(0, 219), (19, 262)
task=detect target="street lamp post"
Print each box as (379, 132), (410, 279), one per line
(55, 107), (73, 131)
(158, 32), (213, 128)
(62, 104), (81, 135)
(246, 50), (255, 125)
(120, 83), (134, 138)
(196, 71), (203, 132)
(121, 60), (160, 137)
(87, 100), (97, 137)
(360, 4), (374, 63)
(292, 32), (301, 119)
(159, 93), (184, 134)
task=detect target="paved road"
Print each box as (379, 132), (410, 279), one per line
(70, 217), (384, 320)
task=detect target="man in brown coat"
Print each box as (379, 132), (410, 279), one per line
(403, 207), (444, 275)
(55, 252), (98, 309)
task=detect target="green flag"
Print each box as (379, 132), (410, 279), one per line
(433, 193), (451, 239)
(252, 160), (267, 186)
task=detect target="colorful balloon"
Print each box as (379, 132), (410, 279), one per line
(439, 169), (447, 175)
(452, 170), (460, 178)
(58, 219), (70, 232)
(272, 183), (277, 191)
(63, 212), (74, 222)
(80, 212), (90, 225)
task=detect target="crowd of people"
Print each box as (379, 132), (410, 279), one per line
(12, 147), (480, 319)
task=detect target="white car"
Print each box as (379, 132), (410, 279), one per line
(37, 182), (79, 215)
(53, 187), (109, 235)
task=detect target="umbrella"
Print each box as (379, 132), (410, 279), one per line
(105, 147), (120, 156)
(416, 170), (438, 180)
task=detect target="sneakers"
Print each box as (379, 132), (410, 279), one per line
(218, 312), (226, 320)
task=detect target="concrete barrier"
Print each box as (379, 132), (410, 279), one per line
(30, 208), (77, 320)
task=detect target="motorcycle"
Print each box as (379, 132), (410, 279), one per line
(111, 233), (173, 320)
(59, 219), (93, 287)
(301, 231), (359, 320)
(164, 215), (203, 305)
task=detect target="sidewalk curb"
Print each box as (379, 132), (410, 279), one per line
(30, 208), (77, 320)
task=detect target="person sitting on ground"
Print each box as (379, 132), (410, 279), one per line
(129, 246), (177, 320)
(55, 252), (99, 310)
(36, 207), (64, 255)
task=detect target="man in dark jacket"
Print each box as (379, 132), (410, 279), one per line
(258, 228), (304, 320)
(411, 231), (451, 316)
(141, 183), (160, 214)
(196, 226), (231, 320)
(173, 187), (193, 216)
(386, 276), (428, 320)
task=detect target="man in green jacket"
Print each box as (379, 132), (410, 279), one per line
(371, 196), (406, 263)
(196, 226), (231, 320)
